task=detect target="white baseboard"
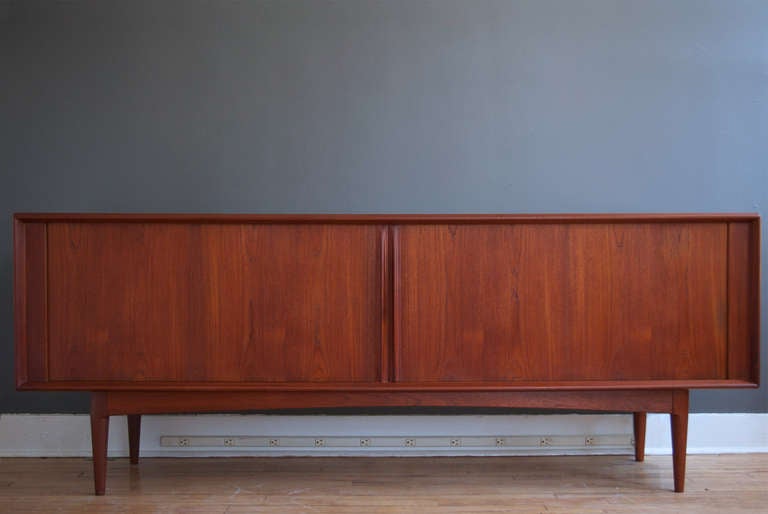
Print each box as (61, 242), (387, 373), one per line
(0, 413), (765, 457)
(644, 413), (768, 455)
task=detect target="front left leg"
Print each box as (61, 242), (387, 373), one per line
(670, 390), (689, 493)
(90, 393), (109, 496)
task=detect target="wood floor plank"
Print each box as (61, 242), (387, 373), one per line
(0, 455), (766, 513)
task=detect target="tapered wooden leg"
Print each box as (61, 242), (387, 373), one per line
(90, 393), (109, 496)
(633, 412), (646, 462)
(670, 390), (689, 493)
(127, 414), (141, 465)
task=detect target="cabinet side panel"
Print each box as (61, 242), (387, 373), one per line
(727, 221), (760, 383)
(46, 223), (381, 383)
(14, 218), (27, 386)
(13, 219), (48, 387)
(17, 222), (49, 384)
(397, 223), (729, 382)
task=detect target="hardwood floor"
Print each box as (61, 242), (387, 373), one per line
(0, 455), (766, 513)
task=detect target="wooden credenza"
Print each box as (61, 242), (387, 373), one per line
(14, 213), (760, 494)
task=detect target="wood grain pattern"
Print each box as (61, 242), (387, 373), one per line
(46, 223), (381, 383)
(15, 213), (758, 391)
(397, 223), (729, 382)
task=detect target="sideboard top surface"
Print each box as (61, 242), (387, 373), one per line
(13, 212), (760, 224)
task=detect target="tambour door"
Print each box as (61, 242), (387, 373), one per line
(43, 222), (383, 383)
(395, 222), (733, 382)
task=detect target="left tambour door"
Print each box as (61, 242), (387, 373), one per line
(40, 222), (382, 384)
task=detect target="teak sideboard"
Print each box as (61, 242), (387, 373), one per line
(14, 213), (760, 494)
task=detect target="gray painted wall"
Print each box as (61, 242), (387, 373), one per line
(1, 0), (765, 413)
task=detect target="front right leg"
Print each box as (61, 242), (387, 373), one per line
(633, 412), (646, 462)
(128, 414), (142, 465)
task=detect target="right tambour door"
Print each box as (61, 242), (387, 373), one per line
(395, 222), (730, 382)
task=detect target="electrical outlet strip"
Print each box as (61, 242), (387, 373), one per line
(160, 434), (632, 452)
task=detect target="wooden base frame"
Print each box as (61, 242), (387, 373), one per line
(89, 389), (689, 495)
